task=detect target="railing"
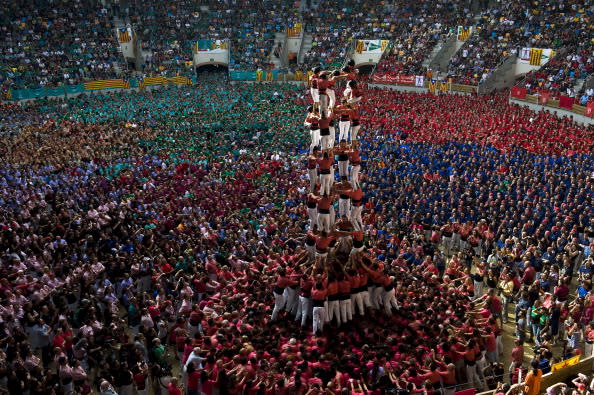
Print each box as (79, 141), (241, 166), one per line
(511, 93), (588, 115)
(580, 73), (594, 93)
(281, 30), (291, 69)
(476, 356), (594, 395)
(296, 24), (308, 65)
(342, 39), (356, 69)
(477, 53), (518, 94)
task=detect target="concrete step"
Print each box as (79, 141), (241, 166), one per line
(270, 32), (287, 69)
(298, 34), (313, 64)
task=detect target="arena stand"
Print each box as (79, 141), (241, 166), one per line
(0, 0), (126, 90)
(2, 2), (594, 395)
(447, 0), (591, 86)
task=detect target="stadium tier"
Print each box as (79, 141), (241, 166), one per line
(2, 1), (594, 395)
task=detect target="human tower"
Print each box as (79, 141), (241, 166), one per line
(303, 61), (366, 261)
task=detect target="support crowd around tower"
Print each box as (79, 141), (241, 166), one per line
(271, 61), (399, 335)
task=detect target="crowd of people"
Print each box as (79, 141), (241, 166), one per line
(0, 0), (125, 89)
(516, 45), (594, 102)
(447, 0), (594, 86)
(129, 0), (302, 75)
(369, 1), (473, 80)
(3, 0), (594, 102)
(0, 64), (594, 395)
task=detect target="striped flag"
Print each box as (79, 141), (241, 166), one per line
(118, 28), (131, 43)
(529, 48), (543, 66)
(355, 40), (364, 54)
(428, 80), (437, 94)
(457, 26), (472, 41)
(84, 79), (130, 90)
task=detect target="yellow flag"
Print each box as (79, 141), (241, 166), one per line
(356, 40), (364, 54)
(551, 355), (580, 372)
(529, 48), (543, 66)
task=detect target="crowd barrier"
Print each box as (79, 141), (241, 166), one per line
(511, 92), (590, 118)
(5, 72), (482, 100)
(229, 70), (280, 81)
(5, 76), (195, 101)
(9, 84), (86, 100)
(370, 73), (479, 94)
(476, 356), (592, 395)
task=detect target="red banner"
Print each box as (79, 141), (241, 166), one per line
(559, 96), (574, 109)
(511, 86), (527, 99)
(372, 74), (415, 85)
(587, 102), (594, 117)
(539, 91), (551, 105)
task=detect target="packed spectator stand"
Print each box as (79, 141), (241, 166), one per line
(447, 0), (594, 89)
(0, 64), (594, 394)
(3, 1), (594, 395)
(0, 0), (125, 89)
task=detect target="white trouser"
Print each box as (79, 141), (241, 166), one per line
(327, 300), (341, 325)
(307, 168), (318, 192)
(340, 299), (352, 324)
(328, 89), (336, 108)
(316, 251), (328, 264)
(309, 129), (320, 153)
(308, 208), (318, 229)
(442, 236), (452, 256)
(338, 160), (349, 179)
(319, 94), (328, 118)
(285, 287), (299, 314)
(351, 124), (360, 141)
(368, 285), (379, 309)
(313, 305), (325, 333)
(351, 205), (363, 231)
(496, 335), (503, 356)
(310, 87), (319, 103)
(318, 212), (330, 233)
(465, 364), (481, 390)
(363, 288), (372, 307)
(271, 291), (285, 320)
(460, 239), (467, 251)
(452, 233), (461, 250)
(351, 292), (365, 315)
(320, 132), (332, 150)
(476, 355), (487, 383)
(338, 198), (351, 219)
(382, 288), (398, 314)
(330, 204), (336, 228)
(329, 126), (336, 148)
(339, 121), (350, 141)
(350, 164), (360, 190)
(319, 172), (333, 196)
(295, 296), (312, 327)
(473, 281), (483, 300)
